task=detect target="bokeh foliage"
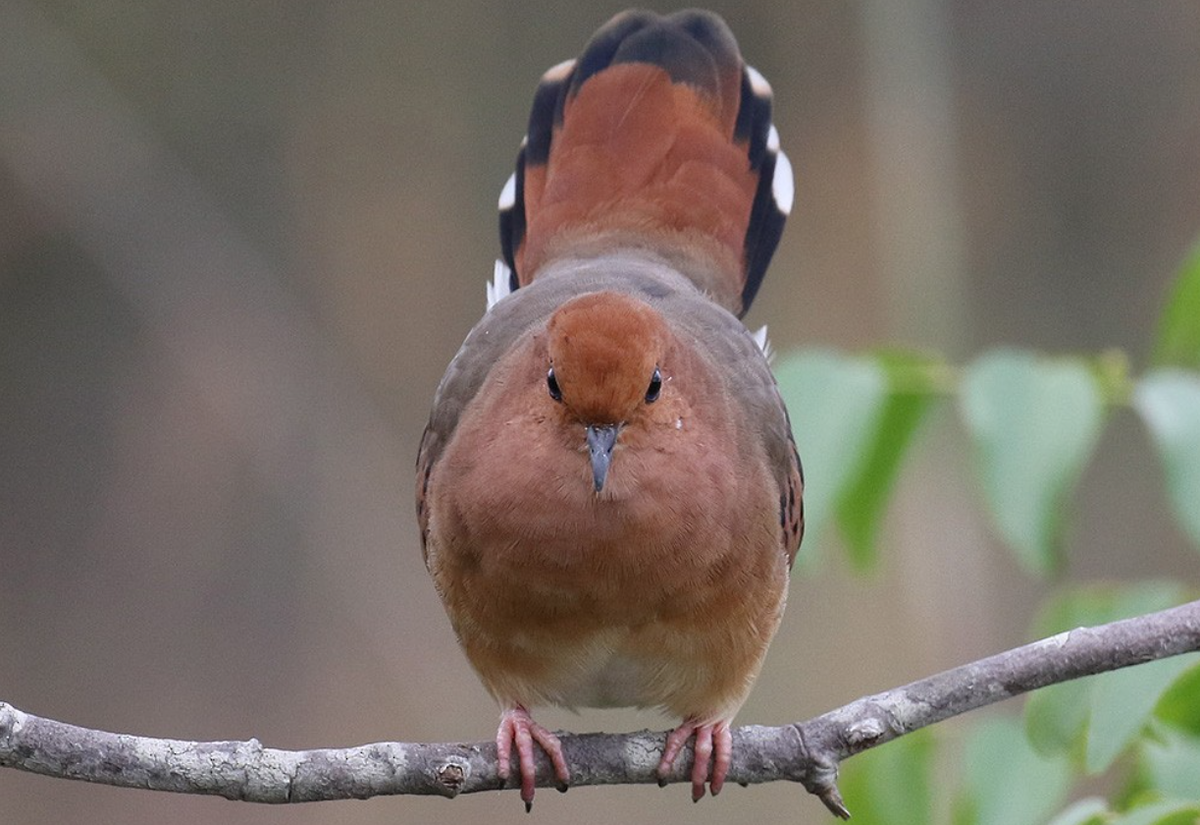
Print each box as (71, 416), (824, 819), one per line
(777, 236), (1200, 824)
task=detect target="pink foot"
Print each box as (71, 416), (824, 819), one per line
(496, 705), (571, 810)
(657, 718), (733, 801)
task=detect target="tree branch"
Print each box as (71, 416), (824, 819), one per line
(4, 600), (1200, 818)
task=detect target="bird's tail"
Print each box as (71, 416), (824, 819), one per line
(496, 9), (792, 319)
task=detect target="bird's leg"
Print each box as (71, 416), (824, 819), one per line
(496, 705), (571, 810)
(658, 717), (733, 801)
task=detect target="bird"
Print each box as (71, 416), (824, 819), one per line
(416, 8), (802, 809)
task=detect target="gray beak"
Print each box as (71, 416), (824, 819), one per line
(586, 424), (620, 492)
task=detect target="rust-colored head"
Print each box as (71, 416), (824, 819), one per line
(545, 292), (669, 491)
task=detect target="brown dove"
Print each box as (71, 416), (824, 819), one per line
(416, 8), (803, 808)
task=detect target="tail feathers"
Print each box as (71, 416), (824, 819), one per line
(497, 10), (792, 318)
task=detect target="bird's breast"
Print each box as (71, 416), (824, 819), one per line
(424, 336), (788, 713)
(441, 412), (742, 602)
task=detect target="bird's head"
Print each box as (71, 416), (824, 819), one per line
(545, 292), (669, 493)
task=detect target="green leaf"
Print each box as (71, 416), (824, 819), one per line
(1088, 653), (1200, 774)
(1111, 800), (1200, 825)
(1133, 370), (1200, 549)
(960, 350), (1104, 576)
(1154, 662), (1200, 734)
(1032, 587), (1123, 638)
(1045, 798), (1110, 825)
(1152, 237), (1200, 370)
(1025, 583), (1121, 757)
(954, 716), (1071, 825)
(839, 729), (934, 825)
(1138, 726), (1200, 801)
(1024, 583), (1189, 764)
(1026, 679), (1092, 757)
(775, 349), (888, 553)
(834, 350), (937, 570)
(1085, 583), (1195, 773)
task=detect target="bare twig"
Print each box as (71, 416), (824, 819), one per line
(4, 600), (1200, 818)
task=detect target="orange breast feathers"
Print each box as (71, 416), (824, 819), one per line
(519, 63), (760, 286)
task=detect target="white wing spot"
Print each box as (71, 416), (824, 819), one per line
(767, 123), (781, 152)
(772, 149), (795, 216)
(752, 325), (773, 362)
(498, 172), (517, 210)
(746, 65), (773, 98)
(487, 259), (513, 310)
(542, 58), (576, 83)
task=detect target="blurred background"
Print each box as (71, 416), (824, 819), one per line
(1, 1), (1198, 823)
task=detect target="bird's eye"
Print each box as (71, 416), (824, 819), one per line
(645, 367), (662, 403)
(547, 367), (563, 402)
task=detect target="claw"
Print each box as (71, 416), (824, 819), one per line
(496, 706), (571, 809)
(657, 718), (733, 801)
